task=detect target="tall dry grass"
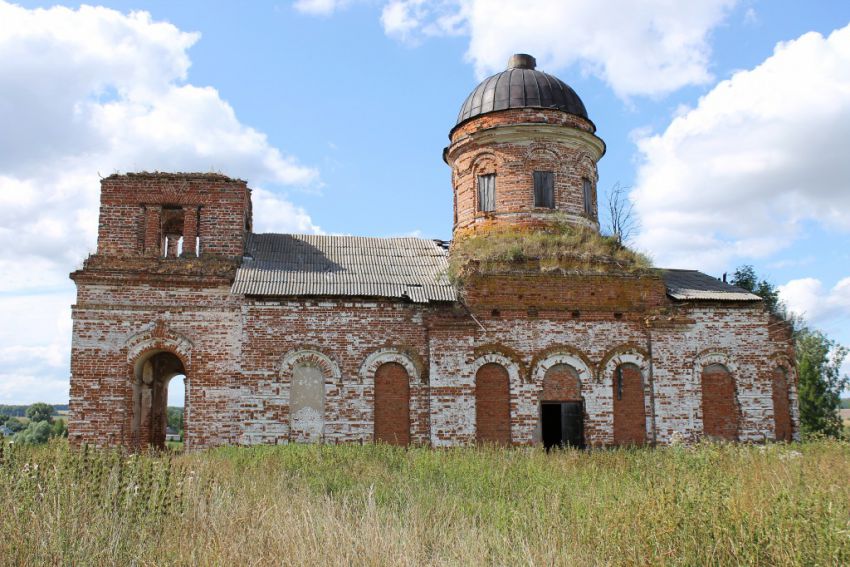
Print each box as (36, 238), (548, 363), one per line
(1, 440), (849, 566)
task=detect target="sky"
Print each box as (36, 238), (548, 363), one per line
(1, 0), (849, 406)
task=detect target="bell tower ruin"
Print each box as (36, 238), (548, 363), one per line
(95, 172), (252, 260)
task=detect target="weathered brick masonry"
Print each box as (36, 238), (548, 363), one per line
(69, 54), (798, 450)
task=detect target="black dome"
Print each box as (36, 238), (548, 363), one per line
(454, 54), (590, 131)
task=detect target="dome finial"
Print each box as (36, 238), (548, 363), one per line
(507, 53), (536, 70)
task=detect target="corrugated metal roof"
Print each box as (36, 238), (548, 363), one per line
(661, 269), (762, 302)
(233, 236), (755, 305)
(232, 234), (456, 303)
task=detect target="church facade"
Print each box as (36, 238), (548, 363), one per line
(69, 54), (798, 450)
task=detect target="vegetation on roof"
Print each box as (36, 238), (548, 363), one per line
(448, 218), (653, 285)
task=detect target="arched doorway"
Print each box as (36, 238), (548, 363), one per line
(475, 363), (511, 446)
(374, 362), (411, 446)
(772, 366), (793, 442)
(132, 351), (186, 450)
(540, 364), (584, 449)
(700, 363), (739, 441)
(612, 363), (647, 446)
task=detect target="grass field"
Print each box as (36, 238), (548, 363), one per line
(2, 440), (849, 566)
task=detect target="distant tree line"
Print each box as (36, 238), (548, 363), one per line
(0, 403), (68, 445)
(1, 404), (185, 445)
(0, 404), (68, 417)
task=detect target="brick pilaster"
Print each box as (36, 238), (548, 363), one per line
(183, 206), (200, 257)
(143, 205), (162, 257)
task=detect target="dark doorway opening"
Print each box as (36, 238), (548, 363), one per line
(541, 401), (584, 450)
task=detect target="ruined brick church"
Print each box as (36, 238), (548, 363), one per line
(69, 54), (798, 450)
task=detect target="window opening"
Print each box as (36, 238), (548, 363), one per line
(533, 171), (555, 208)
(582, 178), (593, 215)
(477, 174), (496, 212)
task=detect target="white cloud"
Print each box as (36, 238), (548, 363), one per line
(376, 0), (735, 96)
(0, 292), (73, 404)
(779, 277), (850, 328)
(0, 2), (321, 403)
(296, 0), (733, 96)
(293, 0), (352, 16)
(252, 188), (322, 234)
(381, 0), (467, 44)
(780, 276), (850, 386)
(632, 24), (850, 272)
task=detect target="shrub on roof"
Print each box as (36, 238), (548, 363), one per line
(448, 218), (653, 285)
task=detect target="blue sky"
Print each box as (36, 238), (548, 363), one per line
(1, 0), (849, 405)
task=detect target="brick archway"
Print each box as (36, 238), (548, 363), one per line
(280, 349), (340, 443)
(474, 362), (511, 446)
(542, 364), (582, 401)
(126, 324), (193, 451)
(130, 349), (186, 450)
(693, 352), (740, 441)
(374, 362), (411, 446)
(600, 348), (652, 446)
(699, 362), (739, 441)
(611, 363), (646, 446)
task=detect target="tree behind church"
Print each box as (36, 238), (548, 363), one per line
(796, 329), (847, 437)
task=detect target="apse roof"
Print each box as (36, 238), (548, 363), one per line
(454, 53), (590, 132)
(661, 269), (762, 302)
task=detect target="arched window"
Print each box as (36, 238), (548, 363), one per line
(475, 363), (511, 445)
(374, 362), (411, 446)
(290, 364), (325, 443)
(613, 363), (646, 446)
(477, 174), (496, 212)
(772, 366), (793, 442)
(700, 363), (739, 441)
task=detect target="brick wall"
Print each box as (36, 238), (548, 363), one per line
(69, 268), (797, 450)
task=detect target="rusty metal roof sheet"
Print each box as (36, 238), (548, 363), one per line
(232, 234), (456, 303)
(661, 269), (762, 302)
